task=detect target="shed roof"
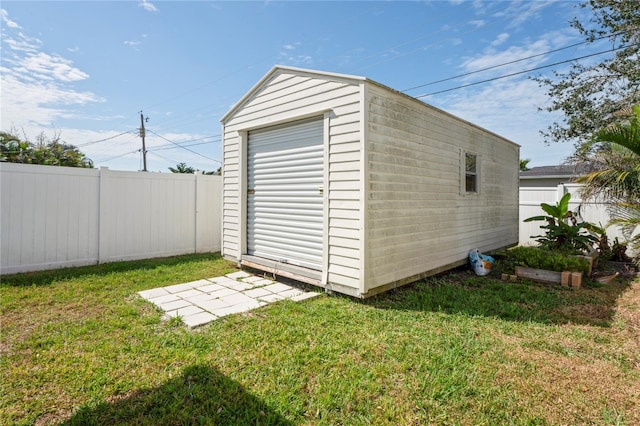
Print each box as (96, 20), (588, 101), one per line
(221, 65), (519, 148)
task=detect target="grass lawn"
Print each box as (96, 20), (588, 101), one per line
(2, 252), (639, 425)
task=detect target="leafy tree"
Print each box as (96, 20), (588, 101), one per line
(0, 130), (93, 168)
(520, 158), (531, 171)
(578, 105), (640, 201)
(168, 162), (196, 173)
(169, 163), (221, 175)
(535, 0), (640, 151)
(0, 132), (31, 163)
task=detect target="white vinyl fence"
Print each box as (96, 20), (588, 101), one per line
(1, 163), (222, 275)
(519, 183), (626, 247)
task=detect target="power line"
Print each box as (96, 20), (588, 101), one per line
(402, 31), (626, 92)
(415, 44), (631, 98)
(76, 130), (137, 147)
(100, 148), (140, 163)
(147, 135), (221, 151)
(147, 129), (221, 165)
(148, 138), (220, 152)
(146, 150), (177, 164)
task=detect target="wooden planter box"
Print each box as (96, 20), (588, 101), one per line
(515, 266), (582, 288)
(574, 249), (598, 276)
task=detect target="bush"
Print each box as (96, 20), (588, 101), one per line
(523, 192), (600, 254)
(505, 246), (590, 274)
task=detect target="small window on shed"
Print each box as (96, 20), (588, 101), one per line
(464, 152), (478, 193)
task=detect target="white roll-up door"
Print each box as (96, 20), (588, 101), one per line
(247, 118), (324, 270)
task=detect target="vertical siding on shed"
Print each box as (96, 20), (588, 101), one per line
(222, 70), (364, 292)
(364, 84), (519, 293)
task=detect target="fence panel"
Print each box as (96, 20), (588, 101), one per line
(1, 163), (222, 274)
(1, 163), (100, 273)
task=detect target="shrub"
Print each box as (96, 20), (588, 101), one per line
(523, 193), (600, 254)
(506, 246), (590, 274)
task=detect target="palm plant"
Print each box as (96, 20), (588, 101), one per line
(520, 158), (531, 172)
(577, 105), (640, 263)
(524, 192), (601, 254)
(168, 162), (196, 173)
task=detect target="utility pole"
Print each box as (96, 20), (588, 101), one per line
(139, 111), (148, 172)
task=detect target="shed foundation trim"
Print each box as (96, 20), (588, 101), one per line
(240, 255), (323, 287)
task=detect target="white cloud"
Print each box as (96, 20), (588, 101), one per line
(1, 9), (21, 29)
(139, 0), (158, 12)
(1, 72), (100, 127)
(493, 0), (560, 30)
(3, 32), (41, 53)
(459, 30), (575, 81)
(18, 52), (90, 82)
(124, 40), (141, 48)
(469, 19), (485, 28)
(461, 40), (548, 76)
(0, 11), (102, 135)
(279, 53), (313, 66)
(491, 32), (509, 47)
(278, 42), (311, 66)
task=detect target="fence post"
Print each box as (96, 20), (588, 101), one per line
(194, 172), (200, 253)
(557, 183), (567, 202)
(98, 167), (109, 264)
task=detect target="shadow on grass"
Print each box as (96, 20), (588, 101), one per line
(61, 364), (292, 426)
(1, 252), (227, 288)
(366, 266), (633, 327)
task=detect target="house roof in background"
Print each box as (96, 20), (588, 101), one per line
(520, 163), (597, 180)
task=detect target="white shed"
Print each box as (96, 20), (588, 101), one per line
(221, 65), (520, 298)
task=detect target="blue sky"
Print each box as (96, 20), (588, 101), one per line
(1, 1), (612, 172)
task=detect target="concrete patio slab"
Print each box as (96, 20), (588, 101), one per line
(242, 276), (266, 283)
(223, 281), (256, 291)
(148, 293), (181, 305)
(220, 292), (256, 306)
(185, 293), (218, 305)
(163, 282), (202, 294)
(195, 298), (230, 312)
(226, 271), (251, 280)
(208, 287), (238, 299)
(173, 289), (204, 299)
(277, 289), (304, 299)
(138, 271), (321, 328)
(251, 278), (276, 286)
(257, 293), (285, 303)
(165, 305), (204, 318)
(209, 276), (240, 286)
(194, 283), (225, 293)
(262, 283), (296, 294)
(244, 287), (274, 298)
(159, 299), (192, 311)
(138, 287), (170, 299)
(182, 312), (218, 328)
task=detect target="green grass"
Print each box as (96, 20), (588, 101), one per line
(2, 253), (639, 425)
